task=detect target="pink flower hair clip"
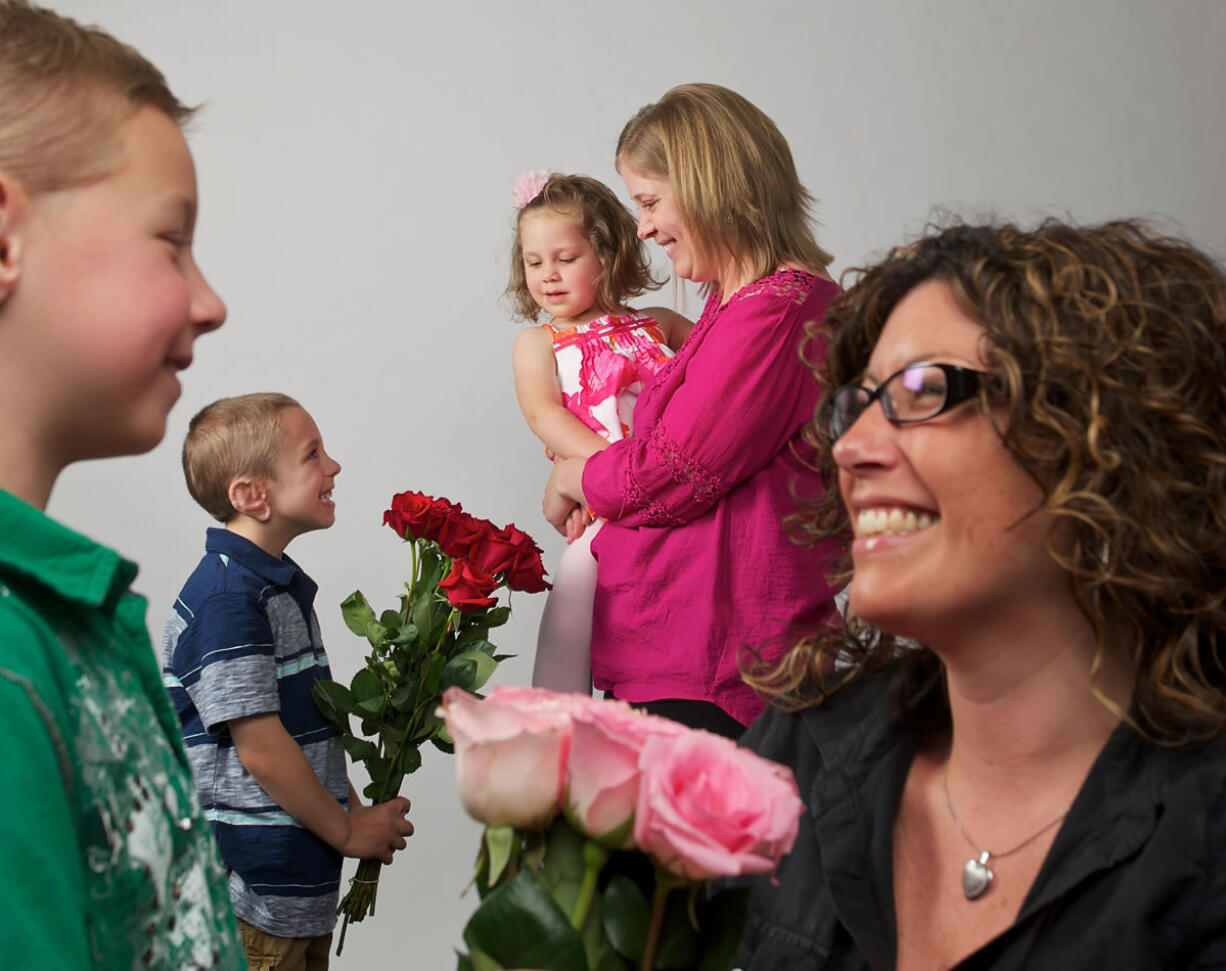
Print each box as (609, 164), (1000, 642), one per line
(512, 170), (549, 210)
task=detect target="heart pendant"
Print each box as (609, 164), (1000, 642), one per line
(962, 851), (994, 900)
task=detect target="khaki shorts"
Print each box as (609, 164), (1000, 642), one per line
(238, 919), (333, 971)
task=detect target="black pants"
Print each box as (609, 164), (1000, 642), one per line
(606, 694), (745, 740)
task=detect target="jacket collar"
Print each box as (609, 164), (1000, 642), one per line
(0, 488), (136, 611)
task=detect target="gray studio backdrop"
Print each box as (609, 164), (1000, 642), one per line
(47, 0), (1226, 965)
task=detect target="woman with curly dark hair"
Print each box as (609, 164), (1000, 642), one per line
(736, 219), (1226, 969)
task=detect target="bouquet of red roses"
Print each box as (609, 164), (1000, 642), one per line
(312, 491), (549, 952)
(439, 687), (804, 971)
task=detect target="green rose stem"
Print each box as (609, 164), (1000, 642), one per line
(335, 725), (414, 953)
(570, 839), (610, 930)
(337, 604), (459, 955)
(639, 870), (679, 971)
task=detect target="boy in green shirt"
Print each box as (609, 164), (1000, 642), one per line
(0, 2), (242, 967)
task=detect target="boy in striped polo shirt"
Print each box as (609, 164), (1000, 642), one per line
(163, 393), (414, 970)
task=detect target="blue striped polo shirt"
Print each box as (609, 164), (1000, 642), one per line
(162, 527), (347, 938)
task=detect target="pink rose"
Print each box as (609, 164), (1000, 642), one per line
(438, 686), (587, 829)
(565, 700), (685, 848)
(633, 731), (803, 882)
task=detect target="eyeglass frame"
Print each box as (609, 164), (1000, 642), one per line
(828, 362), (989, 441)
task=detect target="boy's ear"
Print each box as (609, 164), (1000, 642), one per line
(0, 170), (27, 303)
(228, 476), (272, 523)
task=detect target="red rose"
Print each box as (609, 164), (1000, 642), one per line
(506, 546), (550, 593)
(506, 555), (549, 593)
(437, 511), (493, 561)
(488, 522), (550, 593)
(384, 491), (451, 543)
(438, 559), (499, 613)
(499, 523), (538, 553)
(466, 525), (524, 578)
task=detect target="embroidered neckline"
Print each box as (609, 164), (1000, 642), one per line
(717, 267), (821, 309)
(649, 268), (822, 384)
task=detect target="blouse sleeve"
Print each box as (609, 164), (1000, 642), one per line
(582, 281), (830, 528)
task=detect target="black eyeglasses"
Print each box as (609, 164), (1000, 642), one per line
(828, 362), (988, 440)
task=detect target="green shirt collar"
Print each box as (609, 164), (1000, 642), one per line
(0, 489), (137, 610)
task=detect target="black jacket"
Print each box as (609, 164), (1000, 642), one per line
(735, 670), (1226, 969)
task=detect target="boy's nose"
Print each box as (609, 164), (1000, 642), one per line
(190, 260), (226, 333)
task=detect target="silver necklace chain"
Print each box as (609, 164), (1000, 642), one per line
(941, 761), (1069, 900)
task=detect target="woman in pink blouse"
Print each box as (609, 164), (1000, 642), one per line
(543, 83), (843, 735)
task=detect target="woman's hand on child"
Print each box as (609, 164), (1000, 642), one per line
(564, 506), (592, 544)
(543, 457), (587, 535)
(342, 795), (414, 863)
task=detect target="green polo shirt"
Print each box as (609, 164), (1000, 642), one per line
(0, 489), (244, 970)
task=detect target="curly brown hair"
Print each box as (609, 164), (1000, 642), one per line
(747, 218), (1226, 745)
(506, 173), (662, 322)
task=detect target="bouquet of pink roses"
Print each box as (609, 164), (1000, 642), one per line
(312, 491), (550, 952)
(438, 686), (804, 971)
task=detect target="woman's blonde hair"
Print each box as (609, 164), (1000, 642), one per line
(0, 0), (192, 194)
(506, 173), (662, 322)
(747, 218), (1226, 745)
(615, 83), (833, 292)
(183, 393), (300, 523)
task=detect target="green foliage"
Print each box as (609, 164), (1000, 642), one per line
(456, 819), (751, 971)
(314, 543), (519, 814)
(602, 875), (650, 963)
(463, 870), (588, 971)
(316, 505), (549, 956)
(484, 826), (516, 886)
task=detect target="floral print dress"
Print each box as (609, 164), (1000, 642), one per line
(545, 311), (674, 450)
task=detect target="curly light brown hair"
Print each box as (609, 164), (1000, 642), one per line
(506, 173), (662, 322)
(748, 218), (1226, 744)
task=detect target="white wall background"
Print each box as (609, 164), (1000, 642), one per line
(46, 0), (1226, 965)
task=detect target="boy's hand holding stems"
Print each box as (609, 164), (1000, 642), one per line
(229, 713), (414, 864)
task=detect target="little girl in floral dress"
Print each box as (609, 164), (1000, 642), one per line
(507, 171), (690, 693)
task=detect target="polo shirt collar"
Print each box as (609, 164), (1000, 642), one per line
(0, 488), (136, 610)
(204, 526), (316, 598)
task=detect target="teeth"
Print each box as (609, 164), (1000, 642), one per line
(855, 507), (935, 537)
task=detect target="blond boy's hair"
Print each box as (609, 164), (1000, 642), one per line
(183, 394), (300, 523)
(0, 0), (193, 194)
(616, 83), (833, 291)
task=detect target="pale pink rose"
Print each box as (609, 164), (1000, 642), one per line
(438, 686), (586, 829)
(633, 731), (804, 882)
(564, 699), (685, 848)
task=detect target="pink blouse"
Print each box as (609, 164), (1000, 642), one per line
(583, 269), (843, 725)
